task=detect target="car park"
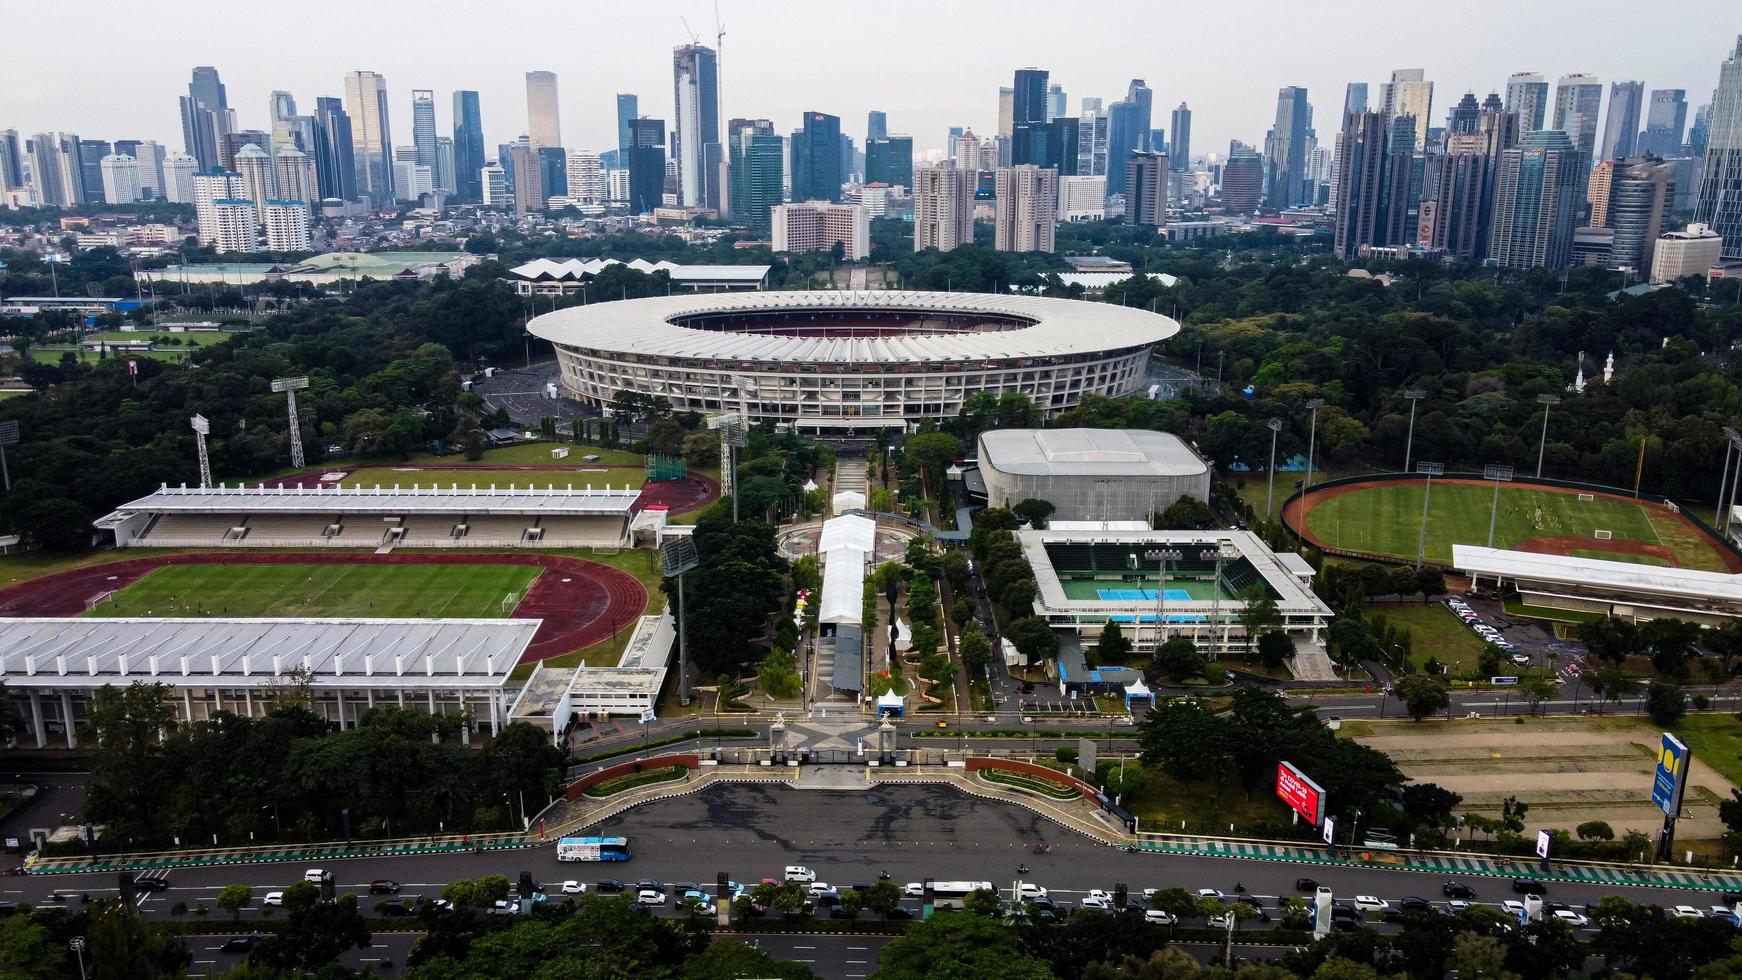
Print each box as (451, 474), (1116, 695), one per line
(784, 866), (817, 883)
(560, 881), (586, 895)
(1552, 910), (1589, 927)
(1511, 878), (1548, 895)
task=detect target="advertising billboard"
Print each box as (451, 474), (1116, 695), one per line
(1276, 761), (1327, 825)
(1651, 732), (1691, 817)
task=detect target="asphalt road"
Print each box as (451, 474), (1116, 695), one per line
(184, 930), (415, 977)
(0, 772), (90, 871)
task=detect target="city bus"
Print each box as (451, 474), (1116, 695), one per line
(929, 880), (996, 909)
(555, 836), (633, 862)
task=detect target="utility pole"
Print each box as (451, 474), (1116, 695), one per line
(190, 415), (213, 488)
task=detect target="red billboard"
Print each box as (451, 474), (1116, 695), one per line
(1276, 761), (1326, 825)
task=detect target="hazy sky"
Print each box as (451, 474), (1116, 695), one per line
(4, 0), (1737, 162)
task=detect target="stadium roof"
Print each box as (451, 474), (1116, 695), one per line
(979, 429), (1208, 478)
(100, 483), (640, 521)
(526, 290), (1177, 365)
(1022, 528), (1332, 618)
(1452, 545), (1742, 604)
(509, 258), (770, 284)
(0, 618), (534, 690)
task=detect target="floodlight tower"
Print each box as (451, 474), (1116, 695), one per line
(1415, 462), (1445, 569)
(661, 536), (701, 706)
(190, 415), (213, 488)
(271, 376), (310, 468)
(0, 419), (18, 492)
(708, 410), (749, 523)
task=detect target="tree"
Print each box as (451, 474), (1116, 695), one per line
(680, 942), (816, 980)
(1234, 586), (1282, 659)
(254, 894), (372, 971)
(1578, 616), (1638, 665)
(863, 879), (902, 918)
(759, 648), (803, 700)
(1157, 495), (1215, 529)
(1005, 617), (1058, 665)
(86, 897), (185, 980)
(959, 620), (992, 676)
(1150, 636), (1204, 684)
(281, 880), (319, 912)
(1011, 498), (1056, 529)
(1647, 680), (1687, 726)
(646, 418), (687, 458)
(1576, 819), (1615, 842)
(1257, 630), (1293, 669)
(1519, 676), (1556, 714)
(875, 913), (1053, 980)
(1639, 617), (1702, 679)
(215, 884), (253, 922)
(903, 432), (964, 480)
(1400, 782), (1463, 837)
(1138, 697), (1228, 783)
(0, 915), (67, 980)
(1096, 620), (1131, 663)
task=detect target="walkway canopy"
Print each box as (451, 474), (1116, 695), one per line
(819, 551), (865, 624)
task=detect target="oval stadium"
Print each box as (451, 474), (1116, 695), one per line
(528, 290), (1179, 435)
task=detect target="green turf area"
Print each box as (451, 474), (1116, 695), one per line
(1367, 602), (1489, 674)
(1302, 481), (1717, 566)
(1501, 595), (1603, 624)
(338, 466), (648, 490)
(400, 444), (650, 467)
(1671, 715), (1742, 790)
(1573, 547), (1671, 567)
(88, 563), (540, 618)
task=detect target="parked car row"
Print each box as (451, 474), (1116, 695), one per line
(1446, 596), (1529, 666)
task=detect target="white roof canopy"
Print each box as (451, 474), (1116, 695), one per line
(1453, 545), (1742, 603)
(820, 514), (877, 555)
(103, 483), (640, 518)
(819, 549), (867, 625)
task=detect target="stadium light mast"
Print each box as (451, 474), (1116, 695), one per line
(662, 536), (701, 707)
(0, 419), (18, 492)
(190, 415), (213, 488)
(271, 376), (310, 469)
(1482, 464), (1514, 548)
(1534, 394), (1560, 479)
(1206, 539), (1239, 657)
(1142, 548), (1184, 647)
(708, 410), (748, 524)
(1415, 462), (1445, 570)
(1265, 418), (1283, 519)
(1717, 430), (1737, 535)
(1401, 389), (1425, 474)
(1303, 399), (1326, 494)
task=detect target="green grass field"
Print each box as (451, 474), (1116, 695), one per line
(1303, 481), (1728, 569)
(88, 563), (540, 619)
(337, 466), (648, 490)
(1366, 602), (1489, 674)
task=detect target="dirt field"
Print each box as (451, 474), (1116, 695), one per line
(1350, 717), (1736, 841)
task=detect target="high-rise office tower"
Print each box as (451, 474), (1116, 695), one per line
(481, 164), (508, 206)
(998, 87), (1015, 138)
(525, 71), (561, 149)
(344, 71), (393, 204)
(1333, 112), (1389, 259)
(450, 91), (484, 201)
(1447, 92), (1481, 134)
(1106, 98), (1145, 194)
(867, 111), (888, 143)
(791, 111), (842, 202)
(506, 144), (542, 216)
(1048, 84), (1067, 122)
(218, 131), (267, 173)
(1639, 89), (1689, 158)
(626, 118), (666, 214)
(26, 134), (68, 206)
(1126, 80), (1153, 150)
(433, 137), (455, 194)
(1600, 81), (1645, 161)
(1344, 83), (1369, 117)
(275, 145), (317, 204)
(1607, 158), (1676, 271)
(614, 94), (639, 168)
(270, 90), (296, 125)
(1267, 86), (1311, 208)
(1489, 130), (1586, 269)
(179, 67), (230, 172)
(1587, 160), (1615, 227)
(1696, 36), (1742, 259)
(913, 163), (976, 251)
(160, 152), (197, 203)
(671, 44), (721, 210)
(313, 97), (357, 202)
(1506, 73), (1550, 132)
(1124, 151), (1168, 230)
(1691, 104), (1712, 159)
(233, 143), (276, 209)
(190, 67), (227, 117)
(1169, 103), (1191, 170)
(1220, 144), (1264, 213)
(1011, 68), (1052, 167)
(1078, 107), (1108, 177)
(993, 165), (1058, 252)
(865, 136), (914, 188)
(411, 89), (438, 175)
(536, 146), (566, 200)
(1422, 129), (1491, 258)
(728, 118), (782, 233)
(0, 130), (21, 193)
(100, 154), (141, 204)
(75, 139), (109, 203)
(1381, 69), (1433, 151)
(1553, 74), (1603, 157)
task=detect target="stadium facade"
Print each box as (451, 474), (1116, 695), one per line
(528, 290), (1178, 435)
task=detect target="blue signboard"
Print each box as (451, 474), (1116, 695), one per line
(1651, 732), (1690, 817)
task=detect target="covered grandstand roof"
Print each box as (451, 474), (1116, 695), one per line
(525, 290), (1177, 365)
(0, 618), (534, 689)
(1452, 545), (1742, 604)
(980, 429), (1208, 478)
(99, 482), (640, 523)
(509, 258), (769, 285)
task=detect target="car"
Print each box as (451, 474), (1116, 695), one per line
(636, 890), (665, 907)
(1399, 896), (1431, 911)
(595, 879), (626, 893)
(829, 905), (856, 918)
(220, 934), (260, 953)
(784, 866), (817, 883)
(1671, 905), (1706, 919)
(491, 899), (524, 914)
(636, 880), (667, 894)
(1446, 900), (1471, 913)
(1353, 896), (1390, 914)
(263, 891), (284, 907)
(1144, 909), (1178, 925)
(1031, 906), (1062, 923)
(1443, 881), (1477, 899)
(369, 880), (400, 894)
(1234, 895), (1262, 908)
(1295, 878), (1319, 892)
(1502, 900), (1527, 917)
(681, 893), (716, 915)
(1512, 653), (1532, 666)
(903, 882), (926, 897)
(671, 882), (701, 896)
(1081, 893), (1112, 911)
(725, 881), (746, 897)
(560, 881), (586, 895)
(885, 906), (915, 920)
(1723, 891), (1742, 906)
(377, 899), (413, 917)
(1196, 888), (1224, 901)
(134, 878), (170, 894)
(1511, 878), (1548, 895)
(1016, 883), (1049, 901)
(814, 893), (842, 908)
(807, 882), (837, 898)
(303, 869), (327, 883)
(0, 902), (17, 917)
(1708, 906), (1740, 923)
(1552, 910), (1590, 927)
(424, 899), (454, 912)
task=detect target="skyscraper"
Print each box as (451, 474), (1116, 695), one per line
(566, 150), (605, 204)
(1220, 144), (1264, 214)
(728, 118), (782, 233)
(1343, 83), (1369, 117)
(503, 144), (541, 216)
(1446, 92), (1481, 134)
(452, 91), (484, 201)
(1587, 160), (1615, 227)
(1505, 73), (1550, 132)
(1047, 84), (1067, 122)
(1169, 103), (1191, 170)
(0, 130), (23, 193)
(526, 71), (561, 149)
(993, 165), (1058, 252)
(1640, 89), (1689, 158)
(1124, 152), (1168, 230)
(865, 136), (913, 188)
(189, 67), (227, 119)
(671, 44), (721, 210)
(1553, 74), (1603, 157)
(1489, 130), (1586, 269)
(233, 143), (276, 209)
(179, 66), (231, 173)
(100, 154), (141, 204)
(913, 163), (976, 251)
(626, 117), (666, 214)
(1105, 98), (1143, 194)
(275, 145), (317, 204)
(1267, 86), (1311, 208)
(614, 94), (639, 169)
(1607, 158), (1676, 271)
(1126, 79), (1153, 150)
(270, 91), (296, 124)
(313, 97), (357, 202)
(791, 111), (842, 202)
(409, 88), (439, 184)
(1078, 107), (1108, 176)
(1381, 69), (1433, 151)
(998, 87), (1015, 138)
(434, 137), (455, 195)
(344, 70), (393, 204)
(867, 111), (887, 142)
(1011, 68), (1052, 167)
(1600, 81), (1645, 161)
(1333, 112), (1389, 259)
(1695, 36), (1742, 259)
(160, 152), (197, 203)
(75, 139), (109, 203)
(1422, 128), (1492, 258)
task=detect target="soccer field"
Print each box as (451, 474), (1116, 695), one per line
(87, 563), (541, 618)
(1301, 480), (1730, 569)
(336, 466), (648, 490)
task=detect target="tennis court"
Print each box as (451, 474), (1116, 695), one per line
(1058, 579), (1229, 601)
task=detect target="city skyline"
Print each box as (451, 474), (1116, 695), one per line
(3, 0), (1735, 165)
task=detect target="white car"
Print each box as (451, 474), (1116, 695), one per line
(1552, 910), (1589, 927)
(263, 891), (284, 907)
(1502, 900), (1527, 917)
(1353, 895), (1390, 914)
(560, 881), (585, 895)
(1080, 894), (1112, 910)
(491, 899), (521, 914)
(1208, 913), (1234, 928)
(903, 882), (926, 897)
(1087, 889), (1113, 902)
(806, 882), (837, 898)
(1016, 883), (1048, 901)
(1197, 888), (1225, 901)
(302, 869), (327, 883)
(1709, 906), (1740, 923)
(636, 889), (666, 906)
(1144, 909), (1177, 925)
(1671, 905), (1705, 919)
(1142, 888), (1159, 901)
(1446, 900), (1470, 913)
(784, 866), (817, 883)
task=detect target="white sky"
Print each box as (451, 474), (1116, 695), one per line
(3, 0), (1736, 161)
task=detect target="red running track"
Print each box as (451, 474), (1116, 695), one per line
(0, 552), (647, 665)
(262, 467), (721, 516)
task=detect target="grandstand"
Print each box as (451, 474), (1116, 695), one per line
(95, 483), (639, 550)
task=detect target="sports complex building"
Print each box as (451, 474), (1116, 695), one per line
(527, 290), (1178, 435)
(1021, 528), (1333, 656)
(976, 428), (1211, 522)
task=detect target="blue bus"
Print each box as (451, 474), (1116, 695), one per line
(556, 835), (632, 862)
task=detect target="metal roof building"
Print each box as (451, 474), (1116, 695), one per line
(977, 428), (1211, 522)
(1453, 545), (1742, 625)
(508, 258), (771, 295)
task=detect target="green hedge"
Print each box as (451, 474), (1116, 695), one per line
(978, 768), (1080, 800)
(583, 766), (688, 798)
(570, 729), (757, 765)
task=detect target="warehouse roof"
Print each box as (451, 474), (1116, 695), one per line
(979, 428), (1208, 478)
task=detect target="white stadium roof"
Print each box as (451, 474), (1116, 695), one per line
(0, 618), (535, 690)
(1452, 545), (1742, 604)
(526, 290), (1178, 365)
(979, 428), (1208, 477)
(509, 258), (769, 284)
(100, 483), (640, 521)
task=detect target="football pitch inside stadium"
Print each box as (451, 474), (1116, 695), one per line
(86, 563), (540, 619)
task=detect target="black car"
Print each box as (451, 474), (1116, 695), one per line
(1724, 891), (1742, 906)
(814, 893), (841, 908)
(369, 880), (401, 894)
(635, 880), (667, 894)
(220, 934), (260, 953)
(1330, 901), (1357, 919)
(1511, 878), (1548, 895)
(1443, 881), (1477, 899)
(0, 902), (17, 917)
(829, 905), (857, 918)
(1295, 878), (1319, 892)
(1032, 907), (1061, 923)
(1235, 895), (1263, 909)
(885, 907), (915, 920)
(134, 878), (169, 893)
(378, 899), (414, 916)
(1399, 896), (1431, 911)
(1030, 895), (1058, 911)
(596, 880), (626, 893)
(671, 882), (701, 895)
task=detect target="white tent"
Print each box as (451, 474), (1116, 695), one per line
(820, 514), (876, 555)
(831, 490), (867, 515)
(892, 617), (912, 652)
(818, 549), (866, 625)
(876, 690), (906, 717)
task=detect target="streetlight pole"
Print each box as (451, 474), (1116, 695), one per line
(1415, 462), (1444, 570)
(69, 938), (87, 980)
(1483, 464), (1515, 548)
(1265, 418), (1283, 519)
(1402, 389), (1425, 474)
(1534, 395), (1561, 479)
(1304, 399), (1326, 493)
